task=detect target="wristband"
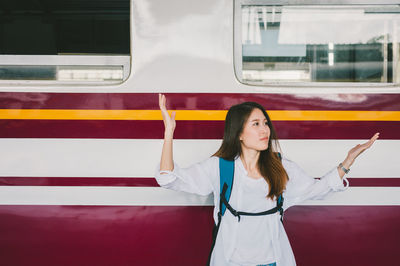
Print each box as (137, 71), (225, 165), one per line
(339, 162), (350, 174)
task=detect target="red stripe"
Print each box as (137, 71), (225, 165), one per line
(0, 120), (397, 139)
(285, 206), (400, 266)
(347, 178), (400, 187)
(0, 205), (214, 266)
(1, 177), (399, 187)
(1, 92), (400, 110)
(0, 177), (159, 187)
(0, 205), (398, 266)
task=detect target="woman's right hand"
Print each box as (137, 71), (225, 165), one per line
(159, 94), (176, 137)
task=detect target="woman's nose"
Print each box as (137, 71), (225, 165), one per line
(261, 124), (269, 133)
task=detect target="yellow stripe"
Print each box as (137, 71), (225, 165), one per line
(0, 109), (399, 121)
(270, 110), (400, 121)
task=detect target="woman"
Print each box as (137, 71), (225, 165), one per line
(156, 94), (379, 266)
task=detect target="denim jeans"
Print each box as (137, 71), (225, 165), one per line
(257, 263), (276, 266)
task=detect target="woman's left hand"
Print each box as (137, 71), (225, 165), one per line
(345, 132), (380, 167)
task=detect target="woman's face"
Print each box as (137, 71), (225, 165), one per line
(239, 108), (270, 152)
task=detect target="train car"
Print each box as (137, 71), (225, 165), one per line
(0, 0), (399, 265)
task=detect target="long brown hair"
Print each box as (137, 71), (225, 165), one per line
(213, 102), (288, 199)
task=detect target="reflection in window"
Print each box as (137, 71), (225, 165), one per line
(0, 64), (124, 82)
(241, 5), (400, 83)
(0, 0), (130, 83)
(0, 55), (129, 82)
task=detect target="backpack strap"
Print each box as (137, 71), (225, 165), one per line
(207, 158), (234, 265)
(276, 152), (284, 223)
(277, 194), (284, 223)
(219, 158), (235, 216)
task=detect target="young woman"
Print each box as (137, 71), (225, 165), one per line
(156, 94), (379, 266)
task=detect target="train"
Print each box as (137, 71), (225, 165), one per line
(0, 0), (399, 265)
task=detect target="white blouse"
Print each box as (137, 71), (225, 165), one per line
(155, 156), (348, 266)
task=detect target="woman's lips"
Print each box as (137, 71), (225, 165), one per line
(260, 137), (269, 141)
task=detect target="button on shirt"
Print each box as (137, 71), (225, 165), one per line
(155, 156), (348, 266)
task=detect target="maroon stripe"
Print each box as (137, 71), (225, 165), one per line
(0, 177), (159, 187)
(285, 206), (400, 266)
(346, 178), (400, 187)
(1, 92), (400, 111)
(0, 205), (398, 266)
(0, 120), (398, 139)
(1, 177), (399, 187)
(0, 205), (214, 266)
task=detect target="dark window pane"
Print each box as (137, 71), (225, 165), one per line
(0, 0), (130, 55)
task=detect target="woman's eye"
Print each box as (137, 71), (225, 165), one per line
(253, 122), (259, 126)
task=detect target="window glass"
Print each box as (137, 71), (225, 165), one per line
(239, 4), (400, 84)
(0, 0), (130, 83)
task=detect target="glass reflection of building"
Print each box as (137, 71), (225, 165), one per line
(241, 5), (400, 83)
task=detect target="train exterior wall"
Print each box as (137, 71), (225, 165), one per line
(1, 0), (399, 265)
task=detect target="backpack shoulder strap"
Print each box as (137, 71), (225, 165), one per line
(208, 157), (235, 265)
(276, 152), (284, 223)
(219, 157), (235, 216)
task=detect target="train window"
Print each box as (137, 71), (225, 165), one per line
(236, 1), (400, 85)
(0, 0), (130, 84)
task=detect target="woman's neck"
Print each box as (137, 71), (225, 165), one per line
(240, 147), (260, 173)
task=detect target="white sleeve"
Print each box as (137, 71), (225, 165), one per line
(282, 157), (349, 210)
(154, 156), (218, 196)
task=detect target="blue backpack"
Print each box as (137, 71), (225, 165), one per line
(207, 154), (284, 265)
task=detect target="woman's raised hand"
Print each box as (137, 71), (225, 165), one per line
(345, 132), (380, 167)
(159, 94), (176, 138)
